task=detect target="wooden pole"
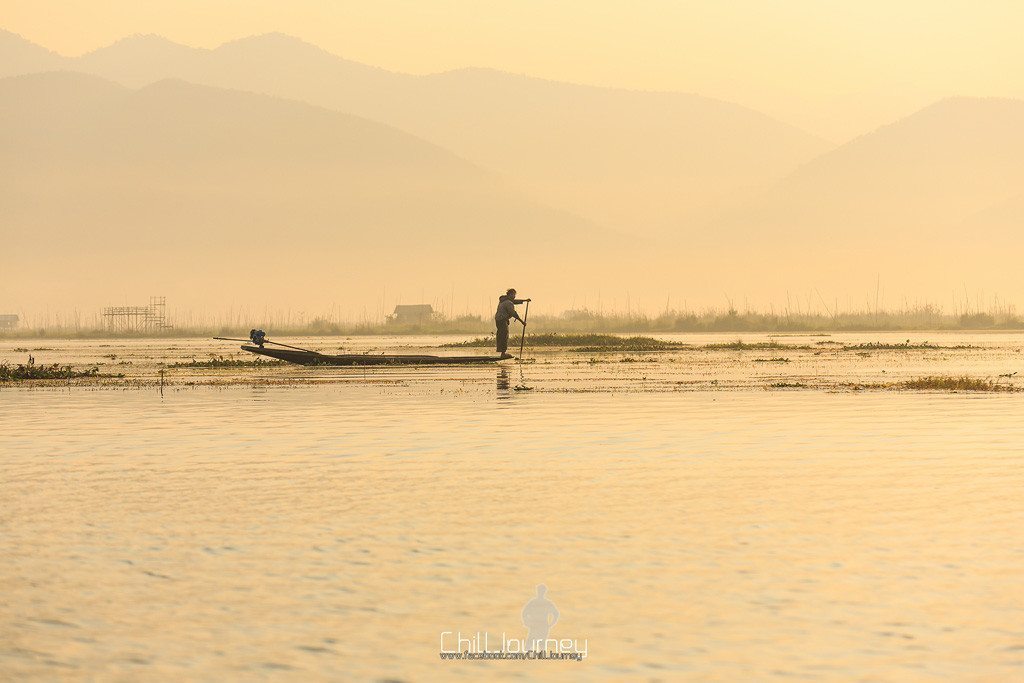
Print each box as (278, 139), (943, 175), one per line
(213, 337), (319, 354)
(518, 300), (530, 360)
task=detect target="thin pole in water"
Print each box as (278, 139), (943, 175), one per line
(515, 300), (533, 390)
(518, 300), (530, 361)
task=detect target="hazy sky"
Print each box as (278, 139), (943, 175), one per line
(6, 0), (1023, 140)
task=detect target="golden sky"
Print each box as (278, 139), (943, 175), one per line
(5, 0), (1023, 140)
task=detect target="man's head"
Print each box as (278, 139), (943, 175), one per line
(507, 288), (517, 298)
(536, 584), (547, 598)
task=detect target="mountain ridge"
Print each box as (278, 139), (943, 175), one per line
(0, 71), (628, 311)
(0, 29), (830, 236)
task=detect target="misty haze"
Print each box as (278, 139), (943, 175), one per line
(3, 5), (1024, 682)
(4, 27), (1024, 321)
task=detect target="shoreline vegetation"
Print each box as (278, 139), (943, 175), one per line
(446, 334), (976, 351)
(444, 334), (685, 351)
(4, 305), (1024, 339)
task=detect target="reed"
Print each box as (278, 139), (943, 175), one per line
(902, 376), (1017, 392)
(5, 303), (1024, 339)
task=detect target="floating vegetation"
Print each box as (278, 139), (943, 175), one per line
(840, 341), (974, 351)
(769, 381), (807, 389)
(170, 356), (284, 368)
(441, 336), (492, 348)
(702, 341), (797, 351)
(754, 357), (791, 363)
(573, 341), (684, 352)
(445, 334), (683, 351)
(901, 376), (1017, 392)
(0, 359), (103, 381)
(449, 334), (974, 354)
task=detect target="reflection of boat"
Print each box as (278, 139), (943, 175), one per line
(240, 345), (507, 366)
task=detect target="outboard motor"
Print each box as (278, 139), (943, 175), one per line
(249, 329), (267, 347)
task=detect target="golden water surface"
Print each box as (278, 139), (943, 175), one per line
(2, 334), (1023, 680)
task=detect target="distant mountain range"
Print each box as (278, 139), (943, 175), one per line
(689, 95), (1024, 303)
(3, 29), (1024, 310)
(708, 96), (1024, 245)
(0, 29), (829, 236)
(0, 71), (621, 310)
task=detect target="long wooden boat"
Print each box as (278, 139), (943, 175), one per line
(241, 344), (508, 366)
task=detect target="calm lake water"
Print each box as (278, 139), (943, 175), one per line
(2, 334), (1023, 680)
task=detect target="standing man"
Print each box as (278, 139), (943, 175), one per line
(495, 288), (528, 358)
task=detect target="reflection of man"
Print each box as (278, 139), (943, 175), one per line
(522, 584), (559, 651)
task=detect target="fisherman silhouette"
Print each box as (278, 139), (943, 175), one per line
(522, 584), (559, 651)
(494, 288), (527, 358)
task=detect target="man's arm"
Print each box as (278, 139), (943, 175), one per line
(511, 298), (528, 323)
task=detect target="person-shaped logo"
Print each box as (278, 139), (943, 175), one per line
(521, 584), (559, 652)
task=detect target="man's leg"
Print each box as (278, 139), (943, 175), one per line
(496, 322), (509, 354)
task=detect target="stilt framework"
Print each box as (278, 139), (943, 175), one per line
(103, 296), (173, 333)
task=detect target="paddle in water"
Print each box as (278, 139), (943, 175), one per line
(515, 300), (533, 390)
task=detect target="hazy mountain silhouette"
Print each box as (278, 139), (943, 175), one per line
(6, 30), (1024, 308)
(0, 30), (829, 236)
(687, 96), (1024, 303)
(0, 29), (66, 77)
(0, 72), (626, 311)
(708, 97), (1024, 245)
